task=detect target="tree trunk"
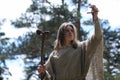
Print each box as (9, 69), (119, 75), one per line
(77, 0), (82, 40)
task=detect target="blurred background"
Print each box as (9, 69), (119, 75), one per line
(0, 0), (120, 80)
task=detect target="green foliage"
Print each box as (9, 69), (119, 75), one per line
(10, 0), (88, 79)
(72, 0), (88, 6)
(0, 19), (11, 80)
(0, 38), (11, 78)
(102, 20), (120, 79)
(114, 73), (120, 80)
(2, 0), (120, 80)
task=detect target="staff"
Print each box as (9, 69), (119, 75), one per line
(36, 29), (49, 80)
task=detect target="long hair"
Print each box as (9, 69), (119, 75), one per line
(54, 22), (79, 50)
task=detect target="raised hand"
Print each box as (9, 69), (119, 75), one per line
(89, 5), (99, 21)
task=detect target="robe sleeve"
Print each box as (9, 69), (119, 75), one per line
(85, 19), (104, 80)
(80, 19), (103, 79)
(86, 39), (104, 80)
(85, 19), (103, 58)
(44, 52), (55, 80)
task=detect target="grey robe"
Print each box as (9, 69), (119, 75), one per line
(44, 19), (103, 80)
(86, 39), (104, 80)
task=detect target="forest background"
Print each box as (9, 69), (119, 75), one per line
(0, 0), (120, 80)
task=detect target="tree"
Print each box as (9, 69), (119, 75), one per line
(10, 0), (88, 79)
(0, 19), (12, 80)
(71, 0), (88, 40)
(7, 0), (120, 80)
(11, 0), (88, 60)
(103, 27), (120, 79)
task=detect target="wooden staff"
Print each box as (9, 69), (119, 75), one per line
(36, 29), (49, 80)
